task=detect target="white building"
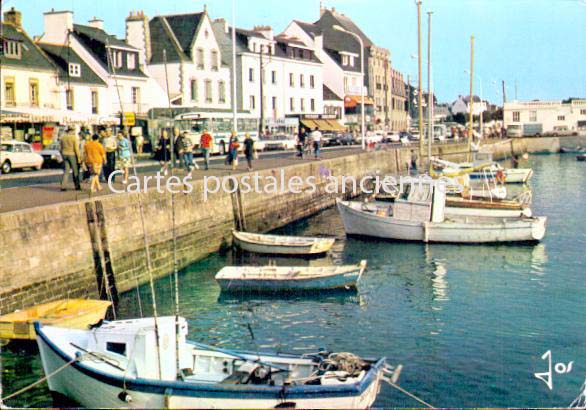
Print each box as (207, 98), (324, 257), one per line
(38, 9), (167, 126)
(126, 9), (232, 114)
(451, 95), (487, 117)
(504, 99), (586, 133)
(212, 20), (324, 134)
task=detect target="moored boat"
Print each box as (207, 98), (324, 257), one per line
(215, 261), (367, 292)
(232, 230), (335, 256)
(0, 299), (111, 341)
(35, 317), (396, 409)
(577, 154), (586, 162)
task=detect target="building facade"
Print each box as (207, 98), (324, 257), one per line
(451, 95), (487, 117)
(390, 68), (408, 131)
(504, 99), (586, 133)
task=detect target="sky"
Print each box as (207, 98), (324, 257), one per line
(3, 0), (586, 104)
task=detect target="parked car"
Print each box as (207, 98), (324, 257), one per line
(321, 133), (335, 146)
(383, 132), (401, 143)
(261, 135), (297, 151)
(1, 140), (44, 174)
(325, 133), (354, 146)
(38, 142), (63, 168)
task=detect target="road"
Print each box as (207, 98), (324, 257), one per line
(0, 145), (360, 189)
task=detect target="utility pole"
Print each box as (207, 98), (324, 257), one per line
(258, 45), (265, 137)
(468, 35), (475, 156)
(407, 75), (411, 129)
(515, 80), (518, 101)
(416, 0), (424, 156)
(502, 80), (507, 105)
(427, 11), (433, 172)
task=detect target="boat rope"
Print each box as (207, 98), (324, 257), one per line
(382, 378), (435, 409)
(570, 378), (586, 408)
(0, 357), (78, 403)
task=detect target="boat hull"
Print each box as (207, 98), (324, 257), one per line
(233, 231), (335, 256)
(36, 326), (384, 409)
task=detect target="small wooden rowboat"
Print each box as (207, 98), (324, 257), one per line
(0, 299), (111, 341)
(215, 261), (367, 292)
(232, 230), (335, 255)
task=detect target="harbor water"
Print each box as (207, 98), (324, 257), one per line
(2, 154), (585, 408)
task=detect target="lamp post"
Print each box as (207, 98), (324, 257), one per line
(231, 0), (238, 136)
(465, 69), (483, 139)
(333, 25), (366, 150)
(416, 0), (424, 157)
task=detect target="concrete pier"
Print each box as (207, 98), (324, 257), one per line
(1, 136), (584, 315)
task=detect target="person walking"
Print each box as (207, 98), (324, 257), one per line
(181, 131), (198, 173)
(59, 126), (82, 191)
(85, 134), (107, 193)
(135, 132), (144, 155)
(297, 127), (307, 158)
(200, 129), (213, 170)
(409, 150), (418, 175)
(243, 133), (255, 171)
(116, 131), (132, 184)
(156, 129), (171, 175)
(102, 128), (118, 181)
(173, 128), (182, 168)
(310, 127), (322, 159)
(229, 136), (240, 171)
(79, 132), (91, 183)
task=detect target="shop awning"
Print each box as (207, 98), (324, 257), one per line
(0, 107), (119, 125)
(344, 95), (374, 109)
(300, 119), (318, 130)
(324, 119), (345, 132)
(301, 118), (345, 132)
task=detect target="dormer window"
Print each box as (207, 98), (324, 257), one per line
(127, 54), (136, 70)
(3, 40), (21, 59)
(68, 63), (81, 77)
(342, 55), (349, 66)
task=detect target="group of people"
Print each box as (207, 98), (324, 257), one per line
(297, 127), (323, 159)
(60, 126), (132, 193)
(154, 129), (257, 173)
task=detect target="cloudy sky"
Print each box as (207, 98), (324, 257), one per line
(4, 0), (586, 104)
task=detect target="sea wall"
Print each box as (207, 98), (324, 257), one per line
(0, 138), (556, 314)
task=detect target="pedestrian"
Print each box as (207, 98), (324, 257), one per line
(200, 129), (213, 170)
(225, 131), (236, 166)
(85, 134), (107, 193)
(181, 131), (198, 173)
(243, 133), (255, 171)
(297, 127), (307, 158)
(173, 128), (182, 168)
(310, 127), (322, 159)
(116, 131), (132, 184)
(135, 132), (144, 155)
(79, 132), (91, 182)
(410, 149), (418, 175)
(59, 126), (82, 191)
(229, 135), (240, 171)
(102, 127), (118, 181)
(156, 129), (171, 175)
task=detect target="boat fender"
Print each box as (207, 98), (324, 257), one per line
(496, 169), (506, 184)
(117, 391), (132, 403)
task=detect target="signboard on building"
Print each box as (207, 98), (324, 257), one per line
(122, 112), (136, 127)
(42, 126), (56, 146)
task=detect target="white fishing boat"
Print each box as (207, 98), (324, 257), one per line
(337, 182), (546, 243)
(432, 156), (533, 184)
(215, 261), (367, 292)
(232, 231), (335, 256)
(36, 317), (398, 409)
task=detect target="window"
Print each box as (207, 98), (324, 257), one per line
(4, 78), (15, 107)
(300, 74), (305, 88)
(271, 70), (277, 85)
(344, 77), (349, 92)
(272, 96), (277, 110)
(310, 75), (315, 89)
(530, 111), (537, 122)
(197, 48), (205, 69)
(289, 73), (295, 87)
(127, 54), (136, 70)
(249, 68), (255, 82)
(106, 342), (127, 356)
(342, 55), (349, 66)
(290, 97), (295, 111)
(111, 51), (123, 69)
(211, 50), (219, 71)
(218, 81), (226, 103)
(66, 88), (74, 110)
(581, 109), (586, 116)
(310, 98), (315, 112)
(29, 79), (39, 107)
(205, 80), (212, 103)
(131, 87), (140, 104)
(557, 115), (565, 121)
(300, 98), (305, 112)
(68, 63), (81, 77)
(250, 95), (256, 110)
(349, 56), (355, 67)
(91, 90), (99, 114)
(190, 79), (198, 101)
(3, 40), (21, 59)
(512, 111), (520, 122)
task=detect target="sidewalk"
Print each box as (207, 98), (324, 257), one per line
(0, 148), (361, 214)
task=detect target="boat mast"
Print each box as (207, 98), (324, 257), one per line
(427, 11), (433, 174)
(163, 48), (182, 378)
(468, 35), (475, 160)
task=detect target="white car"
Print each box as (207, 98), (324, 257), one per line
(1, 140), (44, 174)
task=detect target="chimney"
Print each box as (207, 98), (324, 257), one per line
(42, 9), (73, 45)
(253, 25), (273, 41)
(88, 17), (104, 30)
(126, 11), (151, 66)
(320, 1), (326, 17)
(214, 18), (229, 34)
(4, 7), (22, 29)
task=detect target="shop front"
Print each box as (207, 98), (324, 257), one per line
(295, 114), (346, 135)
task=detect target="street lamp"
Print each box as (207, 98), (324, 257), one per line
(333, 24), (366, 150)
(465, 69), (484, 139)
(231, 0), (238, 136)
